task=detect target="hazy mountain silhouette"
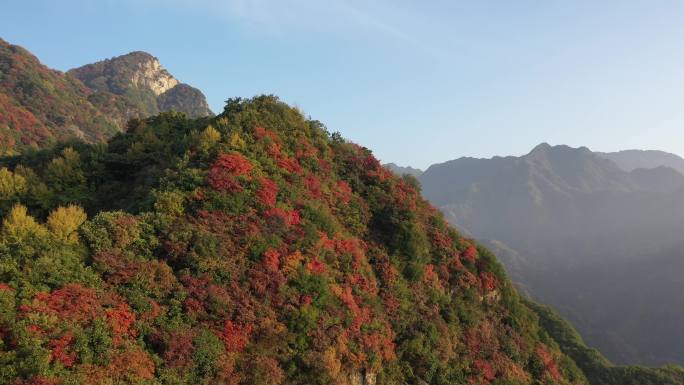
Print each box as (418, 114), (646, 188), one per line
(419, 143), (684, 365)
(597, 149), (684, 174)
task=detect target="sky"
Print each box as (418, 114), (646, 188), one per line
(3, 0), (684, 169)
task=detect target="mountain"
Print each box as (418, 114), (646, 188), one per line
(597, 149), (684, 174)
(0, 38), (121, 155)
(0, 96), (605, 384)
(0, 38), (212, 156)
(384, 162), (423, 178)
(419, 143), (684, 365)
(68, 51), (212, 120)
(530, 301), (684, 385)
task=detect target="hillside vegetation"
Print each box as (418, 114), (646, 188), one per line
(529, 302), (684, 385)
(0, 38), (211, 156)
(0, 96), (594, 385)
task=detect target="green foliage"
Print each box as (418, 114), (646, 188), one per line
(0, 94), (673, 385)
(529, 301), (684, 385)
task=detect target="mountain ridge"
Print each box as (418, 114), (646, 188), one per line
(417, 143), (684, 365)
(0, 38), (212, 155)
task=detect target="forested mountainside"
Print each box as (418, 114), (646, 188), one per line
(0, 39), (120, 154)
(418, 143), (684, 365)
(0, 38), (211, 156)
(0, 96), (595, 385)
(529, 302), (684, 385)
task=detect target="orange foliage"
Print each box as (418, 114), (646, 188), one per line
(108, 347), (155, 380)
(222, 320), (253, 353)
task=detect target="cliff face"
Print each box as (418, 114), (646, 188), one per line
(126, 52), (179, 96)
(69, 51), (212, 119)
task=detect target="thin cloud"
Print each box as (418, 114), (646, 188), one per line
(137, 0), (417, 44)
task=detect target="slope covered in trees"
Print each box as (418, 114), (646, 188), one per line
(0, 96), (593, 385)
(529, 302), (684, 385)
(0, 38), (121, 155)
(0, 38), (212, 156)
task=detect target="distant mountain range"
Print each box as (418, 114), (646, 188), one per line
(597, 149), (684, 174)
(0, 38), (211, 155)
(384, 162), (423, 178)
(395, 143), (684, 365)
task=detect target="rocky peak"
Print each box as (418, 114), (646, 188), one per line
(122, 52), (179, 96)
(68, 51), (212, 118)
(69, 51), (179, 96)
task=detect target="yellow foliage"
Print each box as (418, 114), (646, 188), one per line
(200, 125), (221, 146)
(47, 204), (87, 243)
(282, 251), (305, 276)
(322, 347), (342, 378)
(1, 204), (47, 244)
(46, 147), (85, 185)
(0, 167), (28, 198)
(229, 132), (246, 150)
(153, 190), (185, 217)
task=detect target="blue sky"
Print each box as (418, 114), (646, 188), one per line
(3, 0), (684, 169)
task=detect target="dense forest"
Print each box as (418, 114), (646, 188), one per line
(2, 95), (683, 384)
(0, 96), (594, 385)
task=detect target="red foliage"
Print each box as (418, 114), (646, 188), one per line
(304, 174), (322, 199)
(13, 377), (60, 385)
(479, 272), (497, 291)
(277, 157), (302, 174)
(93, 251), (137, 285)
(222, 320), (253, 353)
(463, 245), (478, 263)
(49, 332), (76, 368)
(25, 324), (45, 337)
(0, 283), (13, 292)
(257, 177), (279, 207)
(536, 344), (562, 381)
(263, 248), (280, 272)
(254, 126), (279, 142)
(364, 155), (393, 182)
(392, 180), (419, 210)
(263, 207), (301, 227)
(183, 298), (204, 316)
(164, 330), (195, 369)
(45, 284), (100, 323)
(424, 264), (437, 281)
(306, 258), (326, 275)
(431, 230), (453, 250)
(106, 303), (137, 345)
(473, 359), (496, 382)
(208, 153), (254, 192)
(335, 180), (353, 204)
